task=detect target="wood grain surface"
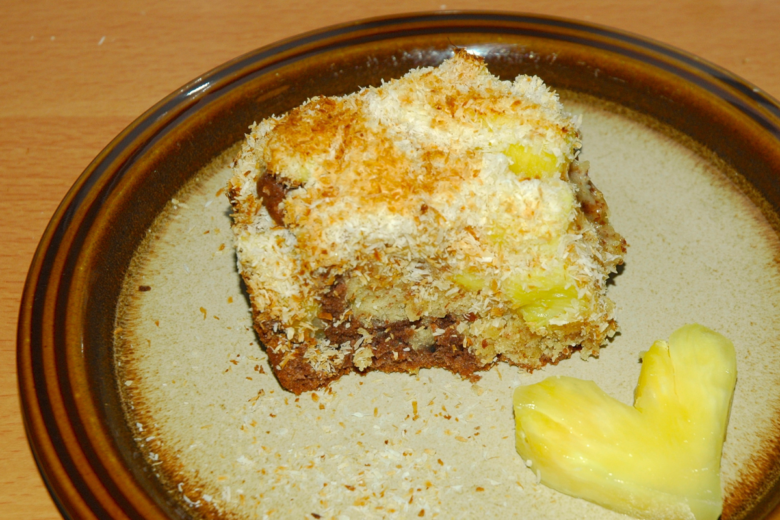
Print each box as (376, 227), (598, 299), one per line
(3, 1), (780, 518)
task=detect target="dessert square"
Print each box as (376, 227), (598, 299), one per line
(228, 50), (626, 393)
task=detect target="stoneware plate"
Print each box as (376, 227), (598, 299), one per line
(18, 11), (780, 520)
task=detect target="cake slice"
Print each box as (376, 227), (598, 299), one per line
(227, 50), (626, 394)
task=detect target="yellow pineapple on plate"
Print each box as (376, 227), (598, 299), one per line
(513, 324), (737, 520)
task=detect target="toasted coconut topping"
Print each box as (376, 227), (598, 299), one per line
(228, 50), (626, 390)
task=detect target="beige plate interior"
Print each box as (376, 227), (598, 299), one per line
(115, 94), (780, 519)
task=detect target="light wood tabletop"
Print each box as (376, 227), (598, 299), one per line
(4, 1), (780, 518)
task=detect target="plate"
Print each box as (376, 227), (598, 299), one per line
(17, 11), (780, 520)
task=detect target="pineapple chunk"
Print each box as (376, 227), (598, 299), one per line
(513, 324), (737, 520)
(518, 284), (582, 324)
(451, 269), (486, 292)
(504, 143), (563, 179)
(502, 266), (582, 325)
(487, 221), (509, 245)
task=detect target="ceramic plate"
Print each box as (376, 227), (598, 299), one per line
(18, 11), (780, 520)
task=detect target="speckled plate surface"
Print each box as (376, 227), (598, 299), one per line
(17, 11), (780, 520)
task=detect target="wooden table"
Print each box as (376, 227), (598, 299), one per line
(3, 1), (779, 518)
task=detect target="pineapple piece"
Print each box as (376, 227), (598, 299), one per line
(518, 284), (582, 325)
(487, 221), (509, 245)
(451, 269), (487, 292)
(504, 143), (563, 179)
(513, 324), (737, 520)
(502, 266), (582, 325)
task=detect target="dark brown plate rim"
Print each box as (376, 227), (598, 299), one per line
(17, 10), (780, 520)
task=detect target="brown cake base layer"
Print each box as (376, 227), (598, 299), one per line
(257, 317), (579, 394)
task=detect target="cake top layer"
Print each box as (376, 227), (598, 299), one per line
(229, 50), (595, 333)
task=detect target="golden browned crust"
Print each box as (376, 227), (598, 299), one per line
(228, 50), (626, 393)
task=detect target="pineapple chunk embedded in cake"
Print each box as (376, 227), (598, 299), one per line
(227, 50), (626, 393)
(513, 324), (737, 520)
